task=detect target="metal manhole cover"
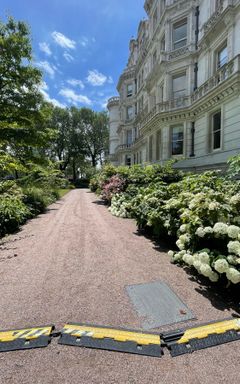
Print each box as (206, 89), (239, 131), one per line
(126, 280), (195, 330)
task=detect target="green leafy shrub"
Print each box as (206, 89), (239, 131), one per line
(22, 186), (56, 214)
(0, 195), (30, 236)
(92, 164), (240, 286)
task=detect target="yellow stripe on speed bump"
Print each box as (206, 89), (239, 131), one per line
(177, 318), (240, 344)
(162, 318), (240, 357)
(59, 323), (162, 357)
(0, 326), (54, 352)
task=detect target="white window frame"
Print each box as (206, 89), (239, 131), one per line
(171, 125), (184, 156)
(127, 83), (133, 98)
(217, 42), (228, 69)
(212, 111), (222, 151)
(172, 72), (187, 100)
(126, 106), (133, 120)
(172, 19), (187, 50)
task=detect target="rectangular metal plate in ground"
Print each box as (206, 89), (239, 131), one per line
(0, 325), (54, 352)
(126, 281), (195, 329)
(59, 323), (162, 357)
(162, 318), (240, 357)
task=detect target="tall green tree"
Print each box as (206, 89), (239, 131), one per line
(80, 108), (109, 167)
(0, 16), (43, 146)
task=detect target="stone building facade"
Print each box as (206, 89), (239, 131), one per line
(107, 0), (240, 171)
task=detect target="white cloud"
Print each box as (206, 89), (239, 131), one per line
(39, 81), (49, 91)
(80, 36), (89, 47)
(108, 76), (114, 84)
(39, 42), (52, 56)
(37, 61), (57, 78)
(101, 99), (108, 109)
(63, 52), (74, 62)
(87, 70), (111, 86)
(59, 88), (91, 106)
(39, 85), (65, 108)
(67, 79), (85, 89)
(52, 31), (76, 49)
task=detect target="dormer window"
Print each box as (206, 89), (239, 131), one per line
(173, 19), (187, 50)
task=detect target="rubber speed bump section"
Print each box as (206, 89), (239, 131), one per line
(59, 323), (162, 357)
(0, 325), (54, 352)
(162, 318), (240, 357)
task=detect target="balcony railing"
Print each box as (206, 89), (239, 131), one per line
(203, 1), (224, 34)
(107, 96), (120, 108)
(138, 96), (191, 129)
(115, 144), (133, 152)
(191, 55), (240, 103)
(137, 55), (240, 131)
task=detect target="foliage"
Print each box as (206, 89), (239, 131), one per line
(101, 175), (126, 204)
(91, 165), (240, 286)
(0, 184), (30, 236)
(0, 16), (43, 144)
(22, 186), (57, 214)
(80, 108), (109, 167)
(227, 154), (240, 179)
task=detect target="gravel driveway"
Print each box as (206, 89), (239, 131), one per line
(0, 189), (239, 384)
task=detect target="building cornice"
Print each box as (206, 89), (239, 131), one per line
(117, 67), (136, 91)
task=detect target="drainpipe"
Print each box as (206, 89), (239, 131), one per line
(190, 122), (195, 157)
(194, 62), (198, 90)
(194, 6), (200, 91)
(195, 6), (200, 50)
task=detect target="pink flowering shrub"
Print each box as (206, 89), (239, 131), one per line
(101, 175), (126, 204)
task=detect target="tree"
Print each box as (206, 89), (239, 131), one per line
(0, 16), (44, 145)
(80, 108), (109, 167)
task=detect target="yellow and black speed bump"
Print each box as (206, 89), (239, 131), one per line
(162, 318), (240, 357)
(0, 325), (54, 352)
(59, 323), (162, 357)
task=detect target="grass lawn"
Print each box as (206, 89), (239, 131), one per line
(57, 188), (73, 198)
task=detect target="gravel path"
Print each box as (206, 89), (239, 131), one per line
(0, 189), (239, 384)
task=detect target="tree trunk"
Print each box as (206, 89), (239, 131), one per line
(72, 158), (76, 182)
(91, 155), (96, 168)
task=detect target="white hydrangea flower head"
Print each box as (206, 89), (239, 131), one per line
(179, 224), (187, 233)
(176, 240), (185, 250)
(230, 194), (240, 205)
(209, 202), (220, 211)
(179, 234), (191, 244)
(200, 264), (213, 277)
(209, 272), (219, 282)
(227, 241), (240, 256)
(227, 225), (240, 239)
(227, 255), (238, 265)
(199, 252), (210, 264)
(183, 254), (194, 266)
(213, 222), (228, 236)
(196, 227), (205, 238)
(214, 258), (229, 273)
(173, 253), (183, 262)
(168, 250), (174, 258)
(204, 227), (213, 235)
(193, 259), (202, 272)
(226, 267), (240, 284)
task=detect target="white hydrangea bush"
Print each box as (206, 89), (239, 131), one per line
(109, 194), (132, 218)
(103, 166), (240, 286)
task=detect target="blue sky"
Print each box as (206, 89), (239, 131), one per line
(1, 0), (146, 111)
